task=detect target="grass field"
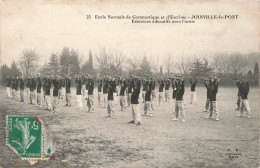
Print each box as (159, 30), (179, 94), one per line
(0, 86), (259, 168)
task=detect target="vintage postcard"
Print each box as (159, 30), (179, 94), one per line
(0, 0), (259, 167)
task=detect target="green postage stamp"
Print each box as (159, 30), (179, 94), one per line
(6, 115), (56, 165)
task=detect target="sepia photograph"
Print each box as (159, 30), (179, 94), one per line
(0, 0), (259, 167)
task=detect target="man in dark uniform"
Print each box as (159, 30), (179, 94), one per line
(58, 77), (63, 99)
(29, 76), (36, 104)
(171, 77), (177, 114)
(82, 75), (87, 100)
(42, 76), (47, 100)
(25, 76), (30, 97)
(115, 76), (120, 96)
(157, 76), (165, 105)
(45, 76), (52, 110)
(106, 76), (116, 118)
(97, 77), (103, 103)
(14, 77), (19, 101)
(64, 75), (71, 106)
(87, 76), (95, 112)
(36, 76), (42, 107)
(62, 77), (66, 99)
(19, 76), (25, 102)
(190, 78), (198, 105)
(164, 78), (171, 103)
(113, 76), (118, 105)
(237, 79), (251, 118)
(151, 77), (156, 100)
(85, 75), (90, 100)
(127, 76), (134, 107)
(75, 75), (83, 109)
(172, 77), (185, 122)
(128, 77), (141, 126)
(141, 77), (148, 103)
(203, 77), (213, 112)
(103, 76), (108, 108)
(11, 76), (16, 99)
(144, 77), (153, 116)
(52, 76), (59, 114)
(6, 76), (11, 98)
(206, 77), (220, 121)
(119, 78), (127, 111)
(233, 78), (242, 110)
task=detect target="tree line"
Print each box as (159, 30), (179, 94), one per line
(0, 47), (259, 86)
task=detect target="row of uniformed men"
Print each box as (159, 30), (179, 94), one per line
(5, 75), (251, 125)
(6, 75), (187, 125)
(6, 75), (73, 114)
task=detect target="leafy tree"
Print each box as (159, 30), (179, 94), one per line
(81, 50), (96, 76)
(127, 54), (141, 76)
(19, 49), (40, 76)
(70, 49), (80, 76)
(202, 58), (213, 76)
(190, 59), (204, 76)
(159, 66), (163, 76)
(243, 52), (260, 75)
(190, 58), (212, 77)
(60, 47), (71, 75)
(212, 52), (227, 76)
(109, 64), (118, 76)
(151, 55), (160, 75)
(81, 61), (88, 75)
(164, 53), (176, 77)
(176, 57), (194, 75)
(0, 64), (11, 85)
(227, 53), (247, 76)
(139, 56), (152, 76)
(113, 51), (125, 76)
(59, 47), (80, 76)
(10, 61), (21, 77)
(95, 47), (110, 76)
(38, 62), (48, 76)
(47, 54), (60, 75)
(89, 50), (93, 70)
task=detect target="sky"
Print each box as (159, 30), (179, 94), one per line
(0, 0), (259, 66)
